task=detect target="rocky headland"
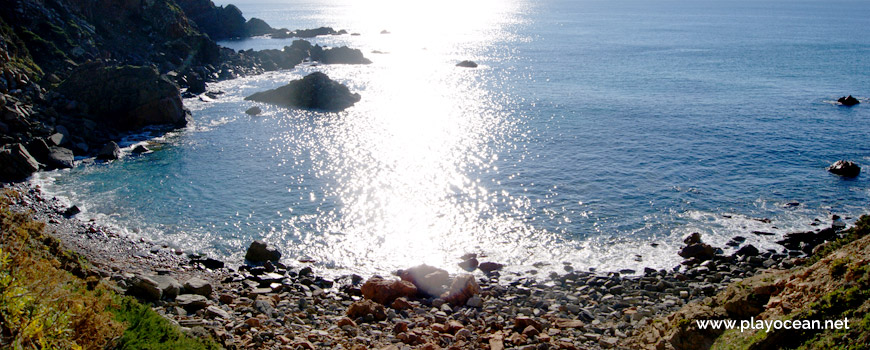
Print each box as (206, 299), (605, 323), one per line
(0, 0), (371, 181)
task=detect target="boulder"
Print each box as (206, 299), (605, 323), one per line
(176, 294), (208, 311)
(734, 244), (760, 257)
(456, 60), (478, 68)
(132, 145), (150, 154)
(183, 277), (213, 296)
(441, 274), (480, 307)
(0, 144), (41, 182)
(458, 257), (479, 271)
(127, 275), (162, 301)
(318, 46), (372, 64)
(185, 72), (207, 94)
(346, 299), (387, 321)
(679, 243), (716, 261)
(97, 141), (121, 160)
(48, 133), (66, 146)
(245, 240), (282, 263)
(828, 160), (860, 177)
(245, 106), (262, 115)
(399, 265), (450, 297)
(25, 138), (51, 165)
(478, 261), (504, 274)
(151, 275), (182, 300)
(245, 18), (275, 36)
(190, 257), (224, 269)
(63, 205), (80, 217)
(46, 147), (74, 169)
(361, 276), (417, 305)
(683, 232), (702, 245)
(176, 0), (246, 40)
(56, 62), (189, 132)
(838, 95), (860, 106)
(244, 72), (361, 112)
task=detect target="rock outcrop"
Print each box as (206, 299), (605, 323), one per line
(838, 95), (860, 106)
(245, 240), (282, 263)
(176, 0), (247, 40)
(56, 62), (189, 132)
(456, 60), (478, 68)
(828, 160), (860, 177)
(244, 72), (361, 112)
(0, 144), (41, 182)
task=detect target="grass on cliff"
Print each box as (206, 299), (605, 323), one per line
(0, 190), (220, 349)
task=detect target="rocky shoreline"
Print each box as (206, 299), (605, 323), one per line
(3, 181), (855, 350)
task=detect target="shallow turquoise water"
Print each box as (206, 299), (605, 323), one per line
(35, 0), (870, 277)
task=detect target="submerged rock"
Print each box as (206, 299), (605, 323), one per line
(244, 72), (361, 112)
(828, 160), (860, 177)
(456, 60), (478, 68)
(245, 106), (262, 115)
(837, 95), (860, 106)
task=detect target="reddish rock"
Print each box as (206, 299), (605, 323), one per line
(514, 316), (543, 332)
(522, 325), (540, 337)
(391, 297), (413, 310)
(337, 317), (357, 328)
(361, 276), (417, 305)
(554, 318), (585, 329)
(441, 274), (480, 306)
(447, 320), (465, 334)
(346, 299), (387, 321)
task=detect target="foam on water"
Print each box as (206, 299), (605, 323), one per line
(33, 0), (870, 278)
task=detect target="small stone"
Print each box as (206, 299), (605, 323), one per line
(337, 317), (357, 328)
(176, 294), (208, 311)
(183, 277), (213, 296)
(206, 305), (230, 319)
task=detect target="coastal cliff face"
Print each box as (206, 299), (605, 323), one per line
(0, 0), (227, 181)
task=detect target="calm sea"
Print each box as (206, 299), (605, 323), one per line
(34, 0), (870, 278)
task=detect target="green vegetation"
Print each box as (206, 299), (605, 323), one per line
(0, 190), (221, 349)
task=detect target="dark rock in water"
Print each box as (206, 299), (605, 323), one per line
(56, 62), (189, 132)
(478, 261), (505, 274)
(97, 141), (121, 160)
(828, 160), (860, 177)
(683, 232), (702, 245)
(272, 26), (346, 39)
(751, 231), (775, 236)
(132, 145), (150, 154)
(245, 240), (282, 263)
(319, 46), (372, 64)
(0, 144), (41, 182)
(245, 17), (275, 36)
(47, 146), (75, 170)
(456, 60), (478, 68)
(63, 205), (81, 217)
(244, 72), (361, 112)
(679, 243), (715, 261)
(777, 227), (838, 254)
(458, 257), (479, 271)
(245, 106), (262, 115)
(735, 244), (760, 257)
(838, 95), (860, 106)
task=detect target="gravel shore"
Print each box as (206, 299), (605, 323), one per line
(3, 182), (823, 350)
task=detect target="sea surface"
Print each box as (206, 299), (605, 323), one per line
(33, 0), (870, 278)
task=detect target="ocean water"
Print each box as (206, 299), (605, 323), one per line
(33, 0), (870, 278)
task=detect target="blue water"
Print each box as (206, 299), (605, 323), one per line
(35, 0), (870, 278)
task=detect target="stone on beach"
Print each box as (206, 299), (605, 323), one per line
(245, 240), (282, 263)
(361, 276), (417, 305)
(441, 274), (480, 307)
(346, 299), (387, 321)
(183, 277), (213, 296)
(399, 264), (450, 297)
(478, 261), (504, 274)
(176, 294), (209, 311)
